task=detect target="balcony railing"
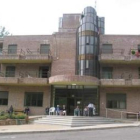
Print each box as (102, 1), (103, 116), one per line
(129, 48), (140, 61)
(0, 48), (52, 63)
(99, 48), (140, 63)
(99, 48), (126, 62)
(100, 72), (140, 86)
(0, 71), (49, 85)
(100, 49), (124, 54)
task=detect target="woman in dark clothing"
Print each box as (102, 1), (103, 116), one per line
(24, 107), (30, 115)
(45, 107), (49, 115)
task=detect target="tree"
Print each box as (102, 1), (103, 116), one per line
(0, 26), (9, 38)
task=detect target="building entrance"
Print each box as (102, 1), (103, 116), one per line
(52, 85), (99, 115)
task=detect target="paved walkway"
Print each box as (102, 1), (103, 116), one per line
(0, 116), (140, 134)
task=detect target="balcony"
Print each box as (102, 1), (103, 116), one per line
(0, 49), (52, 63)
(0, 71), (49, 86)
(100, 72), (140, 87)
(99, 49), (125, 63)
(49, 75), (99, 86)
(99, 48), (140, 64)
(0, 77), (18, 85)
(129, 49), (140, 63)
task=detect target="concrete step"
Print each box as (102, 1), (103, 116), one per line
(34, 116), (117, 127)
(39, 119), (115, 123)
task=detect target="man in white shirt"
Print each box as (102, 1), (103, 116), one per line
(88, 102), (95, 116)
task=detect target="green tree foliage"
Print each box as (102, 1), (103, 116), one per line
(0, 26), (9, 38)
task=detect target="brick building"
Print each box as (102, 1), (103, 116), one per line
(0, 6), (140, 117)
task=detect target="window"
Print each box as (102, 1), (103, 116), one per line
(86, 36), (90, 45)
(102, 44), (113, 54)
(86, 45), (93, 54)
(106, 93), (126, 109)
(139, 68), (140, 79)
(0, 91), (8, 105)
(0, 43), (3, 54)
(6, 66), (15, 77)
(102, 67), (113, 79)
(8, 44), (17, 54)
(86, 60), (89, 69)
(138, 45), (140, 52)
(40, 44), (50, 54)
(39, 66), (49, 78)
(24, 92), (43, 107)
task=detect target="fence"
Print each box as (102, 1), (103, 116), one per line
(105, 108), (139, 121)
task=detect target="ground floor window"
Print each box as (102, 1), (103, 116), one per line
(106, 93), (126, 109)
(24, 92), (43, 107)
(0, 91), (8, 105)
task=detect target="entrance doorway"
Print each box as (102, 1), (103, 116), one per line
(53, 86), (98, 116)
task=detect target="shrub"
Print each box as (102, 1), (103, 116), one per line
(0, 111), (27, 120)
(0, 115), (8, 120)
(16, 113), (27, 119)
(131, 50), (135, 55)
(0, 111), (5, 116)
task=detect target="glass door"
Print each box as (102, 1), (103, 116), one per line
(67, 98), (75, 115)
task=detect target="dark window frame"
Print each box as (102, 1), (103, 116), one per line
(8, 44), (17, 54)
(6, 66), (16, 77)
(101, 44), (113, 54)
(102, 67), (113, 79)
(24, 92), (43, 107)
(138, 45), (140, 52)
(40, 44), (50, 54)
(138, 68), (140, 79)
(0, 91), (8, 105)
(106, 93), (126, 109)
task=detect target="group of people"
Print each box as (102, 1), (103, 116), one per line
(45, 102), (96, 116)
(74, 102), (96, 116)
(7, 105), (30, 115)
(45, 105), (67, 116)
(84, 102), (96, 116)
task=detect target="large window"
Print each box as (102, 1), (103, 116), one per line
(102, 67), (113, 79)
(24, 92), (43, 107)
(102, 44), (113, 54)
(8, 44), (17, 54)
(106, 93), (126, 109)
(0, 91), (8, 105)
(40, 44), (50, 54)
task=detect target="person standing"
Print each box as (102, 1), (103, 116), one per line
(56, 105), (60, 115)
(45, 107), (49, 115)
(9, 105), (13, 114)
(74, 106), (80, 116)
(24, 107), (30, 115)
(88, 102), (95, 116)
(62, 105), (67, 116)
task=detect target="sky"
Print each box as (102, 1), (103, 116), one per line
(0, 0), (140, 35)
